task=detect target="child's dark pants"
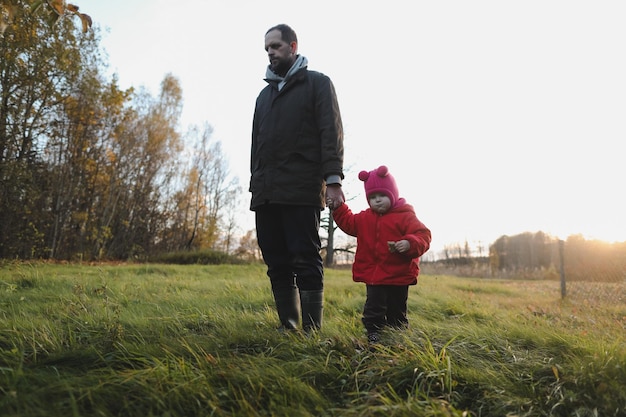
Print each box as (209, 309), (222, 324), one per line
(362, 284), (409, 335)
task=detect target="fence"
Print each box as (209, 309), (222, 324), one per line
(419, 238), (626, 306)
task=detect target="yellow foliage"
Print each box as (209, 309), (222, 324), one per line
(78, 12), (90, 32)
(47, 0), (64, 15)
(25, 0), (93, 33)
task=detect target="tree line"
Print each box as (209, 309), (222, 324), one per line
(425, 231), (626, 282)
(1, 1), (242, 261)
(489, 232), (626, 281)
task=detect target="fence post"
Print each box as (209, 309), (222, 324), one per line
(559, 239), (566, 298)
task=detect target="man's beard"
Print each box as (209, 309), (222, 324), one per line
(270, 59), (290, 77)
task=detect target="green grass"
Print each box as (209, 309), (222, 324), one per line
(0, 262), (624, 416)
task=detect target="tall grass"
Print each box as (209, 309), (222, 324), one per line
(0, 262), (624, 416)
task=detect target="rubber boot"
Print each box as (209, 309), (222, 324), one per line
(300, 289), (324, 332)
(272, 287), (300, 330)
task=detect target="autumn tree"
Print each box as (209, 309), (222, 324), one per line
(234, 230), (261, 262)
(101, 75), (183, 259)
(45, 72), (134, 259)
(1, 1), (244, 261)
(0, 0), (95, 258)
(1, 1), (92, 38)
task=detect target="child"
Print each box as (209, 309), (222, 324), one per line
(329, 165), (431, 344)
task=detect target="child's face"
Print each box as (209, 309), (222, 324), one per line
(368, 192), (391, 214)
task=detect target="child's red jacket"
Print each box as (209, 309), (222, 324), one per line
(332, 200), (431, 286)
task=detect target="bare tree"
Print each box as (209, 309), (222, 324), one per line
(168, 123), (240, 252)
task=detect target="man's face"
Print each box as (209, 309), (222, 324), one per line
(264, 29), (296, 76)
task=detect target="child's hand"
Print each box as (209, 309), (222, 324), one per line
(326, 198), (343, 210)
(388, 240), (410, 253)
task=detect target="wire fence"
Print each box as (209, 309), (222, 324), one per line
(328, 232), (626, 306)
(417, 241), (626, 306)
(421, 263), (626, 310)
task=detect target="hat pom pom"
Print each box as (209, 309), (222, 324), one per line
(358, 170), (370, 182)
(376, 165), (389, 177)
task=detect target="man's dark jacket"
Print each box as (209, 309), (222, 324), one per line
(250, 67), (344, 210)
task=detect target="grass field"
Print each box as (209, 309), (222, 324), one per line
(0, 262), (624, 416)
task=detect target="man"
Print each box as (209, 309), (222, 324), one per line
(250, 24), (344, 332)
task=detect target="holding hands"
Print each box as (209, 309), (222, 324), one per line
(325, 184), (344, 210)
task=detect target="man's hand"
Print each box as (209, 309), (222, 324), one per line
(325, 184), (344, 210)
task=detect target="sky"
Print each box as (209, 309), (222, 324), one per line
(80, 0), (625, 257)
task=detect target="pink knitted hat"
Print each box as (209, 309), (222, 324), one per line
(358, 165), (399, 208)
